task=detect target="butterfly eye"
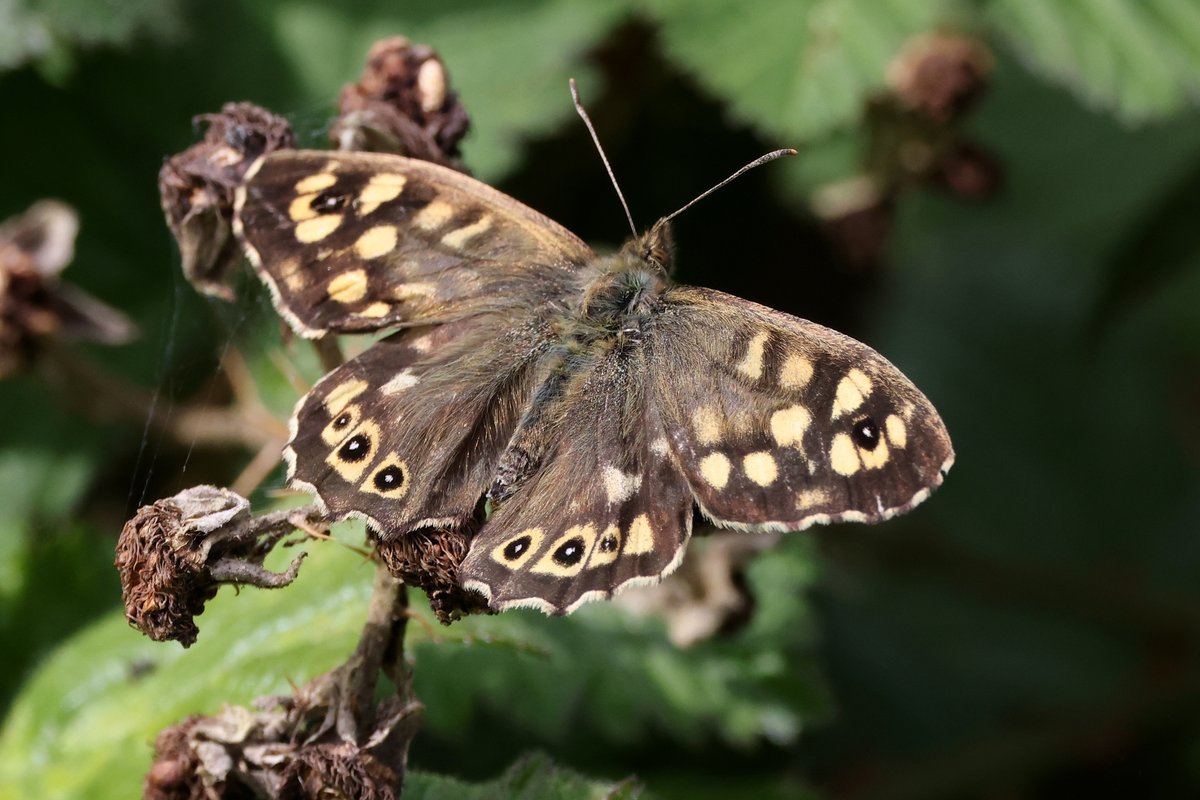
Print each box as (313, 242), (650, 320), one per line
(338, 433), (371, 462)
(373, 464), (406, 491)
(310, 190), (349, 214)
(552, 536), (586, 567)
(503, 536), (531, 561)
(852, 418), (881, 451)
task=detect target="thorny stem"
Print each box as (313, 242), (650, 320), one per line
(337, 566), (411, 744)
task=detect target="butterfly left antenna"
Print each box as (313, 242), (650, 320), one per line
(570, 78), (637, 238)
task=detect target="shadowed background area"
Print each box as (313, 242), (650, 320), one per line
(1, 1), (1198, 798)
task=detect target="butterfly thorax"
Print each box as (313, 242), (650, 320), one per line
(576, 222), (673, 333)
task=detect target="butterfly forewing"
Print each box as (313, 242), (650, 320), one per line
(650, 286), (953, 530)
(234, 150), (593, 338)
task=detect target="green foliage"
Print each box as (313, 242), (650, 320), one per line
(1, 0), (1200, 797)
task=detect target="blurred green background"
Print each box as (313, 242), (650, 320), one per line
(1, 1), (1199, 798)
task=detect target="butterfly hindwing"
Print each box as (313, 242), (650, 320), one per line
(288, 312), (555, 534)
(234, 150), (593, 337)
(458, 341), (694, 614)
(651, 286), (954, 531)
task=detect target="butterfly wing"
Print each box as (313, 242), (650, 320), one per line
(234, 150), (593, 337)
(650, 286), (953, 530)
(287, 312), (555, 534)
(458, 342), (694, 614)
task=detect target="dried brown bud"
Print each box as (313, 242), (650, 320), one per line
(887, 33), (993, 123)
(116, 486), (312, 646)
(145, 682), (418, 798)
(374, 528), (489, 623)
(331, 36), (470, 165)
(930, 140), (1004, 199)
(0, 201), (134, 376)
(159, 103), (294, 300)
(278, 743), (399, 800)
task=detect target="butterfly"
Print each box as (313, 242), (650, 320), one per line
(232, 148), (953, 615)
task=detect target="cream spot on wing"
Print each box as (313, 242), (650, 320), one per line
(691, 405), (723, 445)
(830, 433), (862, 476)
(885, 414), (907, 448)
(288, 194), (318, 222)
(699, 452), (732, 489)
(391, 282), (437, 300)
(736, 331), (770, 380)
(832, 369), (873, 419)
(353, 225), (398, 259)
(357, 173), (406, 216)
(409, 333), (434, 353)
(650, 437), (669, 456)
(860, 440), (890, 470)
(285, 271), (308, 292)
(381, 369), (419, 394)
(357, 302), (391, 318)
(326, 269), (368, 304)
(294, 173), (337, 194)
(778, 354), (814, 389)
(323, 378), (368, 415)
(588, 524), (622, 567)
(491, 528), (544, 569)
(602, 466), (641, 504)
(295, 214), (343, 243)
(625, 514), (655, 555)
(441, 214), (493, 249)
(770, 404), (811, 448)
(413, 199), (453, 230)
(796, 488), (830, 511)
(532, 524), (598, 576)
(743, 451), (778, 487)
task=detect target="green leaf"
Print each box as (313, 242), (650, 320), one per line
(408, 752), (650, 800)
(260, 0), (637, 180)
(0, 0), (183, 73)
(647, 0), (951, 144)
(984, 0), (1200, 122)
(0, 524), (824, 798)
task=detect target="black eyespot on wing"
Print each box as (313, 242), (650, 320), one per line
(311, 190), (349, 214)
(339, 434), (371, 462)
(552, 537), (586, 567)
(503, 535), (531, 561)
(333, 412), (351, 430)
(852, 418), (880, 450)
(598, 533), (618, 553)
(373, 464), (405, 491)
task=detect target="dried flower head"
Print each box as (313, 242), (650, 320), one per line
(374, 528), (489, 623)
(332, 36), (470, 165)
(887, 33), (993, 123)
(145, 678), (419, 799)
(159, 103), (295, 300)
(116, 486), (312, 646)
(0, 200), (134, 376)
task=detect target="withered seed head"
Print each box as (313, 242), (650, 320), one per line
(158, 102), (294, 300)
(0, 200), (134, 377)
(887, 33), (993, 123)
(332, 36), (470, 166)
(374, 528), (490, 623)
(116, 486), (307, 647)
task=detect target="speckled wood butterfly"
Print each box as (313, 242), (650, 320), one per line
(233, 149), (953, 614)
